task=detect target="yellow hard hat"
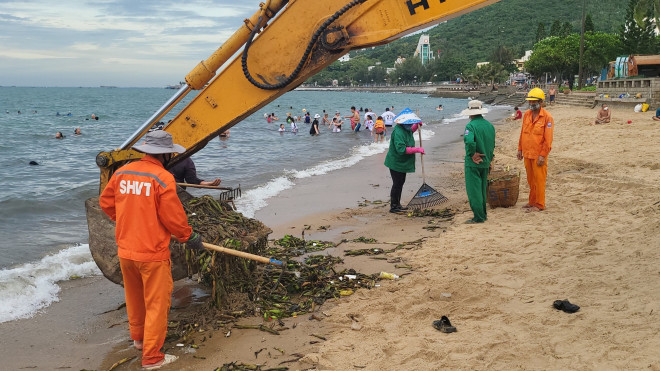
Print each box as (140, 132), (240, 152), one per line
(525, 87), (545, 101)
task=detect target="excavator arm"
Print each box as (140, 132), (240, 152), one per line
(95, 0), (499, 191)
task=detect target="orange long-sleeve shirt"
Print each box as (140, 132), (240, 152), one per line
(518, 107), (554, 159)
(100, 155), (192, 262)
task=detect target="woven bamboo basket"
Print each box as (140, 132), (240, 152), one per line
(487, 167), (520, 208)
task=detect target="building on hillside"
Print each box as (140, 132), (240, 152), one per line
(413, 34), (434, 65)
(514, 50), (533, 71)
(338, 53), (350, 63)
(386, 67), (396, 74)
(476, 61), (490, 68)
(394, 56), (406, 66)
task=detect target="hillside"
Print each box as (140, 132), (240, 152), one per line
(359, 0), (626, 66)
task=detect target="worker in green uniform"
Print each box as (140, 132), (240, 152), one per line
(461, 100), (495, 224)
(384, 118), (425, 213)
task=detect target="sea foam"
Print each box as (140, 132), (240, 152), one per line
(0, 244), (100, 323)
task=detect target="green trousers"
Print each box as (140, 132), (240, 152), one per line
(465, 166), (489, 222)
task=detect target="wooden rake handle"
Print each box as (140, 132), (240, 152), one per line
(418, 124), (426, 183)
(202, 242), (283, 266)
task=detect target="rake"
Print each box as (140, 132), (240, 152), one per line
(406, 124), (448, 210)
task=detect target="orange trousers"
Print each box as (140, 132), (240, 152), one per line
(119, 258), (173, 367)
(524, 157), (548, 210)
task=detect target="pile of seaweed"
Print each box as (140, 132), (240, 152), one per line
(183, 195), (272, 309)
(181, 196), (376, 319)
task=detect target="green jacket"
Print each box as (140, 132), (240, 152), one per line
(384, 124), (416, 173)
(464, 116), (495, 169)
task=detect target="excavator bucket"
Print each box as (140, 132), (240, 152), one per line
(84, 189), (195, 285)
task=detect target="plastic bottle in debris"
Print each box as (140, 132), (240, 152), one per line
(379, 271), (399, 280)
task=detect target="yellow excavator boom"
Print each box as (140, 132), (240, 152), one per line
(94, 0), (500, 191)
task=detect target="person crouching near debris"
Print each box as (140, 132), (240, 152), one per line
(384, 121), (424, 213)
(462, 100), (495, 224)
(517, 88), (554, 212)
(99, 130), (205, 369)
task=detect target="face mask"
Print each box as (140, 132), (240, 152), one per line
(604, 107), (608, 111)
(400, 124), (413, 131)
(529, 102), (541, 111)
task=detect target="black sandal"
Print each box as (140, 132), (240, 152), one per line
(553, 299), (580, 313)
(432, 316), (457, 333)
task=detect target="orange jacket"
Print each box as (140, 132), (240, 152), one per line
(100, 155), (192, 262)
(518, 107), (554, 159)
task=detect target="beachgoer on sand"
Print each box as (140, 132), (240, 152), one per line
(461, 100), (495, 224)
(517, 88), (554, 212)
(592, 104), (611, 125)
(548, 86), (557, 105)
(99, 131), (204, 369)
(654, 107), (660, 121)
(384, 119), (424, 213)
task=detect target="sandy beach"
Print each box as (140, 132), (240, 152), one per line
(2, 104), (659, 370)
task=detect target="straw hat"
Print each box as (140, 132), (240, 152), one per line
(460, 100), (488, 116)
(133, 131), (185, 154)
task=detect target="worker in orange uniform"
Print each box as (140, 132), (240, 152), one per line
(100, 130), (205, 369)
(517, 88), (554, 212)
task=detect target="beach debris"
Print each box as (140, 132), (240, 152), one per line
(217, 362), (289, 370)
(553, 299), (580, 313)
(378, 271), (399, 280)
(351, 321), (363, 331)
(432, 316), (457, 333)
(234, 324), (280, 335)
(254, 347), (267, 358)
(317, 225), (330, 230)
(407, 208), (455, 219)
(311, 333), (327, 341)
(107, 356), (136, 371)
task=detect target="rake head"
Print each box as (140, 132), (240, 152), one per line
(406, 182), (448, 210)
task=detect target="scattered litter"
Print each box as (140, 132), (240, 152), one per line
(379, 272), (399, 280)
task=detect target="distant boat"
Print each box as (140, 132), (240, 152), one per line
(100, 85), (117, 88)
(165, 82), (185, 89)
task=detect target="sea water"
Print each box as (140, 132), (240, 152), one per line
(0, 86), (496, 322)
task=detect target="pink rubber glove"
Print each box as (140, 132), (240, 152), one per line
(411, 122), (423, 132)
(405, 147), (425, 154)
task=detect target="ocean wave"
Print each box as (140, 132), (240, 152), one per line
(0, 244), (100, 323)
(441, 114), (468, 124)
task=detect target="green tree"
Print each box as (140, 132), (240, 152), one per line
(620, 0), (657, 54)
(527, 33), (622, 87)
(536, 22), (547, 42)
(585, 14), (595, 32)
(550, 20), (562, 36)
(489, 45), (517, 72)
(561, 21), (574, 36)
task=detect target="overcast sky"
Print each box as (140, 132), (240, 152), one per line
(0, 0), (264, 87)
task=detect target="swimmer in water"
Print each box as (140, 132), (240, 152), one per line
(55, 131), (65, 139)
(436, 104), (443, 111)
(74, 128), (82, 135)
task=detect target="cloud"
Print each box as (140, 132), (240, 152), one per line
(0, 0), (262, 86)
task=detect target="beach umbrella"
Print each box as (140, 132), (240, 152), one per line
(393, 107), (422, 125)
